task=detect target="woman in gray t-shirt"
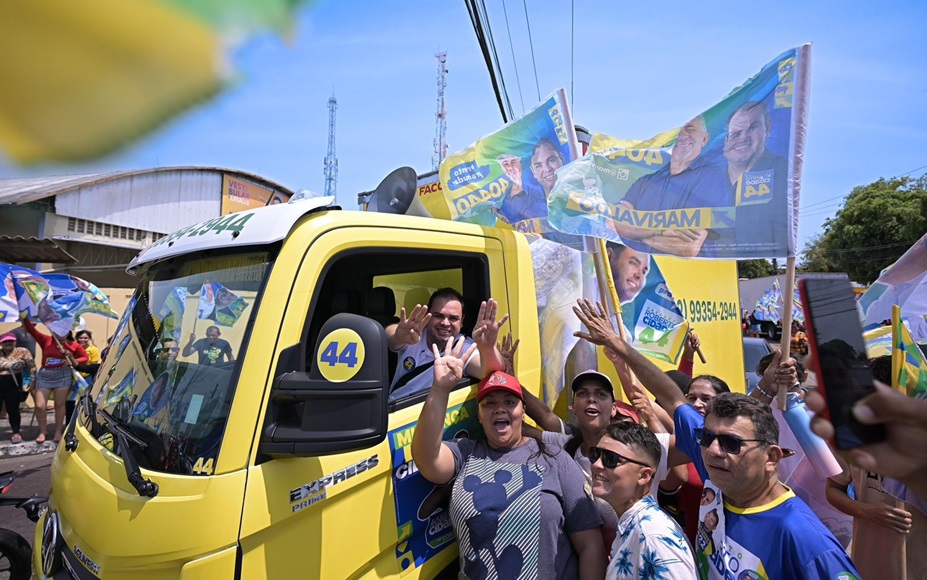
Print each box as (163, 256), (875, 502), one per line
(411, 339), (605, 579)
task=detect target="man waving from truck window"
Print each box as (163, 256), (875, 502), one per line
(386, 288), (507, 401)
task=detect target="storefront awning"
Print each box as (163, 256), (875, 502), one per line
(0, 236), (76, 264)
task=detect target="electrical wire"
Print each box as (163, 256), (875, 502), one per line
(522, 0), (541, 102)
(501, 0), (526, 114)
(464, 0), (513, 122)
(478, 0), (513, 118)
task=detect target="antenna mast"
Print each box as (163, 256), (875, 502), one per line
(432, 52), (448, 171)
(324, 92), (338, 198)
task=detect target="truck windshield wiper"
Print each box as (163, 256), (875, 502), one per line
(97, 409), (159, 498)
(63, 390), (101, 452)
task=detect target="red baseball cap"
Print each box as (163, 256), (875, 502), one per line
(0, 333), (16, 343)
(477, 371), (523, 402)
(613, 400), (640, 424)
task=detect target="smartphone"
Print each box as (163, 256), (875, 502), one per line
(799, 278), (886, 449)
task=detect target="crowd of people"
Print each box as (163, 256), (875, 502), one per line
(398, 287), (926, 579)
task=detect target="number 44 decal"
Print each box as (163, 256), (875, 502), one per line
(316, 328), (366, 383)
(320, 342), (359, 367)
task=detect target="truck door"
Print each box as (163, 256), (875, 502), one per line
(239, 224), (509, 579)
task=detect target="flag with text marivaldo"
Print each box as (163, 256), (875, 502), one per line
(547, 45), (810, 260)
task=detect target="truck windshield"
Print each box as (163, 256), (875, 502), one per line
(89, 251), (271, 475)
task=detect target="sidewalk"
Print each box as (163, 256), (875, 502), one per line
(0, 406), (60, 458)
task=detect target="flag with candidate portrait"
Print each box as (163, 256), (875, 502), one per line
(547, 45), (810, 259)
(196, 281), (248, 327)
(438, 88), (583, 249)
(157, 286), (187, 342)
(753, 278), (804, 324)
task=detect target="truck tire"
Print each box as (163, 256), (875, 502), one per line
(0, 528), (32, 580)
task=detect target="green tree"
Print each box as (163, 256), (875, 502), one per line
(801, 175), (927, 283)
(737, 259), (775, 279)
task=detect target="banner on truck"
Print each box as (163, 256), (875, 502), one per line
(547, 45), (810, 259)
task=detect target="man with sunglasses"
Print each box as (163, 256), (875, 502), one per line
(591, 421), (695, 579)
(573, 298), (860, 579)
(387, 288), (507, 401)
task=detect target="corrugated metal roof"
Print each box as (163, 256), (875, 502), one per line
(0, 236), (76, 263)
(0, 167), (295, 206)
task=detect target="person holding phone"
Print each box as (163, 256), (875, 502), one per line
(573, 299), (860, 579)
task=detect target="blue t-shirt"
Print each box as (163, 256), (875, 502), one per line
(674, 404), (861, 580)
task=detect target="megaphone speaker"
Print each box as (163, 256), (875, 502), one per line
(366, 167), (418, 215)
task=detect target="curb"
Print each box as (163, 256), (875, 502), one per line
(0, 440), (58, 458)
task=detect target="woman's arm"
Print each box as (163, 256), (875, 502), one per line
(411, 338), (477, 485)
(569, 528), (606, 579)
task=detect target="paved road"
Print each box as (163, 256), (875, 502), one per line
(1, 450), (53, 552)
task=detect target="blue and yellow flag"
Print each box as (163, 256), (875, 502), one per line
(547, 46), (810, 259)
(197, 281), (248, 327)
(891, 305), (927, 399)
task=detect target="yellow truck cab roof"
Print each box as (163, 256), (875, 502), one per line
(127, 195), (337, 272)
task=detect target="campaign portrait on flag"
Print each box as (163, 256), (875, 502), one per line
(548, 46), (809, 259)
(439, 88), (583, 248)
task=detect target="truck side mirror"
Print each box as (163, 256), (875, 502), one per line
(260, 313), (389, 457)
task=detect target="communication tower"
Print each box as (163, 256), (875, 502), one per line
(324, 92), (338, 198)
(432, 52), (448, 171)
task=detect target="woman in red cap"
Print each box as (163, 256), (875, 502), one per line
(412, 338), (605, 579)
(22, 320), (87, 444)
(0, 332), (36, 443)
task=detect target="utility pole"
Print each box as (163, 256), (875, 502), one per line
(324, 92), (338, 198)
(432, 52), (448, 171)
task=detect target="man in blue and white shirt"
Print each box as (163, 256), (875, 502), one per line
(591, 421), (695, 579)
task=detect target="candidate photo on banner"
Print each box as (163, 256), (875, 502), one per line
(439, 88), (583, 248)
(548, 46), (809, 260)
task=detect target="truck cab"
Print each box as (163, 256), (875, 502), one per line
(35, 197), (541, 579)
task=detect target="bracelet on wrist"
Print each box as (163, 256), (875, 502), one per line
(755, 382), (775, 399)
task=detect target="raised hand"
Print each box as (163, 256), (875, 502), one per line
(573, 299), (619, 347)
(432, 337), (478, 392)
(394, 304), (431, 346)
(498, 332), (520, 375)
(471, 299), (510, 348)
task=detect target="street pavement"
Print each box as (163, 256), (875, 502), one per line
(0, 450), (52, 554)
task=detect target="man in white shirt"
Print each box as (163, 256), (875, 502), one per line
(386, 288), (506, 401)
(591, 421), (695, 579)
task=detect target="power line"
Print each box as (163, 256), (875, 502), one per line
(522, 0), (541, 102)
(465, 0), (513, 121)
(570, 0), (574, 109)
(501, 0), (525, 114)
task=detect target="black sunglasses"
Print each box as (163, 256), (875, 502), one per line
(695, 428), (769, 455)
(589, 446), (650, 469)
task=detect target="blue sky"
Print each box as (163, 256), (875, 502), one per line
(2, 1), (925, 254)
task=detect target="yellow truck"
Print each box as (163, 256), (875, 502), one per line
(35, 195), (742, 578)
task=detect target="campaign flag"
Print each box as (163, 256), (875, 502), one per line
(0, 263), (45, 321)
(753, 278), (803, 324)
(859, 233), (927, 342)
(439, 89), (583, 248)
(863, 325), (893, 359)
(157, 287), (187, 342)
(547, 45), (811, 259)
(530, 239), (590, 403)
(45, 274), (119, 320)
(891, 305), (927, 399)
(104, 367), (136, 407)
(197, 281), (248, 327)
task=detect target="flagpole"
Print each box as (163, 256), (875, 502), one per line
(778, 257), (796, 410)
